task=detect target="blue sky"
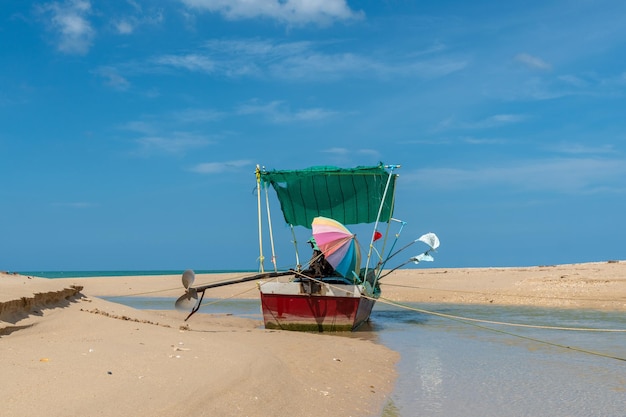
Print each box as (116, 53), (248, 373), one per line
(2, 0), (625, 272)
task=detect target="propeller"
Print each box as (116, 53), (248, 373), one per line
(173, 270), (296, 320)
(182, 269), (195, 289)
(175, 270), (199, 312)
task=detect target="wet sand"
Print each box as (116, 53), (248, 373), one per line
(2, 260), (625, 416)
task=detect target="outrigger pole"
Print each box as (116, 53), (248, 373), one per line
(289, 225), (301, 271)
(179, 271), (293, 321)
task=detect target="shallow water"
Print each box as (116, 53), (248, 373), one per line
(106, 297), (626, 417)
(370, 304), (626, 417)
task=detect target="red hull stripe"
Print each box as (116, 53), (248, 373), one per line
(260, 293), (376, 332)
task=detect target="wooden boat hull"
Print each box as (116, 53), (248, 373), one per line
(259, 281), (377, 331)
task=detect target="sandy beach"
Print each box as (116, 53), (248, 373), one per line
(2, 260), (626, 417)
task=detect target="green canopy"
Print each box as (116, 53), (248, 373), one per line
(259, 164), (397, 228)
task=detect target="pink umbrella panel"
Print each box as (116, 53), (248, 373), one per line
(311, 217), (362, 278)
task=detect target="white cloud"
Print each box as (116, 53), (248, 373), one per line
(134, 134), (213, 155)
(461, 136), (511, 145)
(322, 148), (380, 157)
(173, 108), (225, 123)
(405, 59), (468, 78)
(147, 38), (466, 82)
(94, 66), (131, 90)
(190, 160), (252, 174)
(51, 202), (97, 209)
(272, 51), (466, 81)
(273, 52), (378, 80)
(123, 99), (337, 129)
(114, 19), (134, 34)
(37, 0), (95, 55)
(515, 53), (552, 71)
(547, 142), (616, 155)
(558, 74), (588, 88)
(153, 54), (216, 73)
(204, 38), (312, 57)
(438, 114), (528, 131)
(180, 0), (364, 26)
(405, 158), (626, 194)
(463, 114), (527, 129)
(236, 100), (338, 123)
(323, 147), (349, 155)
(290, 107), (338, 122)
(111, 6), (164, 35)
(483, 114), (527, 125)
(121, 120), (156, 134)
(358, 149), (381, 157)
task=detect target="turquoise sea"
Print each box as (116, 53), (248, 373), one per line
(19, 270), (252, 279)
(30, 271), (626, 416)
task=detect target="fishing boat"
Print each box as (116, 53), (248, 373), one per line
(175, 163), (439, 331)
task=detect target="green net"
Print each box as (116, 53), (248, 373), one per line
(259, 164), (396, 228)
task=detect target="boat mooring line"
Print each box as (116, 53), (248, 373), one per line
(374, 296), (626, 362)
(301, 276), (626, 331)
(113, 275), (626, 362)
(377, 297), (626, 332)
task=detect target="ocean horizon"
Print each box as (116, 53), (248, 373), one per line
(18, 270), (255, 279)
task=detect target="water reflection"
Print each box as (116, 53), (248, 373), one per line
(415, 348), (443, 415)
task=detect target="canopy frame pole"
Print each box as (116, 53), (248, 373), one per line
(373, 202), (397, 268)
(379, 217), (405, 269)
(264, 180), (278, 272)
(256, 165), (265, 273)
(364, 164), (400, 284)
(290, 224), (301, 271)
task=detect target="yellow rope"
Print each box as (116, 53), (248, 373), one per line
(311, 278), (625, 333)
(373, 296), (626, 362)
(376, 296), (626, 332)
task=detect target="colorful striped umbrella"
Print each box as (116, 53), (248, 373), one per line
(311, 216), (361, 278)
